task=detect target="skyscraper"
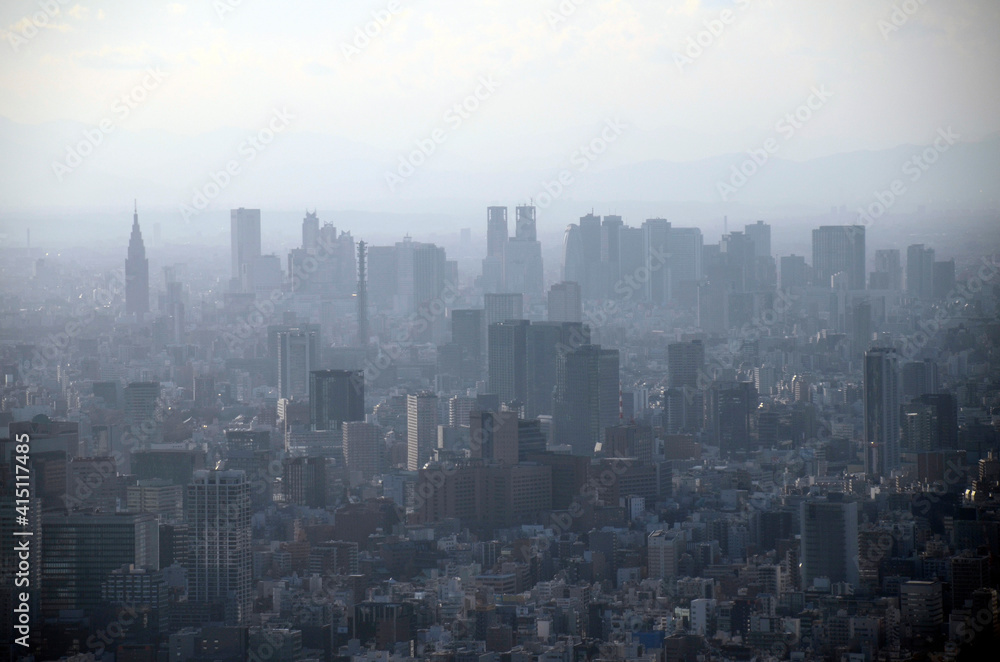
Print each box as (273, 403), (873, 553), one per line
(488, 320), (529, 409)
(125, 202), (149, 317)
(452, 308), (484, 378)
(864, 347), (901, 478)
(40, 511), (159, 618)
(800, 494), (859, 588)
(562, 223), (584, 285)
(553, 344), (620, 455)
(230, 208), (262, 285)
(548, 281), (582, 323)
(579, 212), (603, 299)
(277, 329), (319, 400)
(186, 470), (251, 625)
(407, 392), (438, 470)
(744, 220), (771, 258)
(309, 370), (364, 431)
(487, 206), (508, 258)
(642, 218), (671, 305)
(483, 206), (508, 293)
(906, 243), (936, 299)
(484, 293), (523, 329)
(873, 249), (902, 290)
(470, 410), (519, 465)
(812, 225), (865, 289)
(344, 421), (381, 483)
(357, 240), (369, 346)
(515, 204), (536, 241)
(667, 340), (704, 390)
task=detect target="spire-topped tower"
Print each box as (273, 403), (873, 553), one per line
(125, 201), (150, 317)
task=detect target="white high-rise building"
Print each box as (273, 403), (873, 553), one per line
(407, 392), (438, 470)
(648, 529), (684, 580)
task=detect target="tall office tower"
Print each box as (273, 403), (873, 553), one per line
(484, 292), (523, 328)
(812, 225), (865, 289)
(448, 396), (476, 427)
(125, 202), (150, 317)
(482, 206), (508, 293)
(186, 470), (251, 625)
(470, 410), (519, 465)
(669, 227), (704, 286)
(526, 321), (589, 418)
(780, 254), (810, 289)
(515, 204), (536, 241)
(799, 495), (859, 588)
(452, 309), (484, 378)
(357, 240), (369, 346)
(504, 232), (544, 294)
(933, 259), (955, 299)
(343, 421), (381, 483)
(40, 511), (159, 618)
(553, 344), (620, 456)
(906, 244), (936, 299)
(915, 393), (958, 449)
(900, 580), (944, 639)
(667, 340), (705, 390)
(601, 215), (624, 298)
(648, 529), (685, 580)
(487, 206), (508, 257)
(302, 209), (320, 252)
(68, 456), (120, 511)
(309, 370), (364, 431)
(548, 281), (583, 323)
(719, 231), (757, 292)
(407, 392), (438, 470)
(125, 381), (161, 447)
(864, 348), (901, 477)
(744, 220), (771, 258)
(282, 456), (330, 508)
(230, 208), (262, 285)
(642, 218), (671, 304)
(517, 418), (547, 461)
(872, 249), (902, 290)
(852, 300), (872, 356)
(618, 225), (645, 288)
(277, 329), (318, 400)
(488, 319), (530, 408)
(562, 223), (584, 285)
(579, 212), (603, 299)
(901, 359), (939, 399)
(366, 245), (398, 307)
(707, 381), (757, 457)
(411, 241), (447, 309)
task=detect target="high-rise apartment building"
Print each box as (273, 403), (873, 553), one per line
(186, 470), (251, 625)
(407, 392), (438, 470)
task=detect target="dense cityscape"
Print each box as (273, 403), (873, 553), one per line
(1, 202), (998, 661)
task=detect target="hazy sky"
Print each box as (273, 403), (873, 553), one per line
(3, 0), (999, 166)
